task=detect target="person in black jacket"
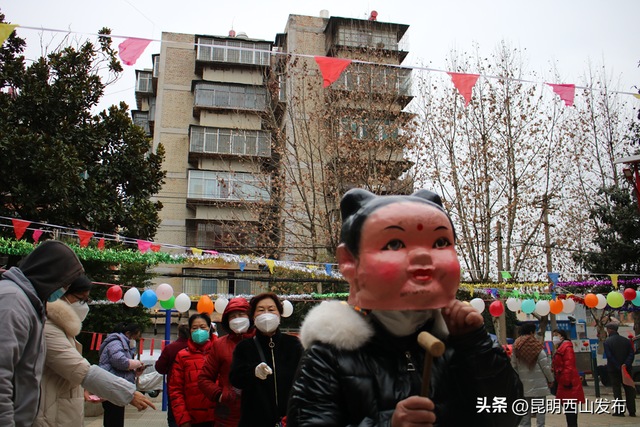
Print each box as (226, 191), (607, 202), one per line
(229, 293), (303, 427)
(603, 322), (636, 417)
(287, 188), (523, 427)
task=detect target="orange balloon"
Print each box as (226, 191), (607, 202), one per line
(584, 293), (598, 308)
(197, 295), (214, 314)
(549, 299), (564, 315)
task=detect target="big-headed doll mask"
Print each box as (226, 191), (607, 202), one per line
(337, 189), (460, 311)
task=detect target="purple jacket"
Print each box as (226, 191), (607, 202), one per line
(99, 333), (136, 384)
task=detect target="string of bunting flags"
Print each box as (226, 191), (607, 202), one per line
(2, 23), (638, 109)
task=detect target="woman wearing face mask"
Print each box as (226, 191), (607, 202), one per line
(229, 293), (303, 427)
(552, 329), (585, 427)
(99, 322), (146, 427)
(198, 297), (255, 427)
(169, 313), (217, 427)
(34, 276), (155, 427)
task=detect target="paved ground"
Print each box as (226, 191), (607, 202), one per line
(84, 383), (638, 426)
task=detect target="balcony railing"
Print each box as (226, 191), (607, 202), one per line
(186, 222), (260, 251)
(196, 37), (271, 66)
(190, 126), (270, 157)
(187, 170), (270, 202)
(193, 83), (268, 111)
(136, 72), (153, 93)
(132, 111), (150, 135)
(331, 64), (411, 97)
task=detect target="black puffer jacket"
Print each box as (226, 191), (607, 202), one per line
(287, 302), (523, 427)
(229, 328), (303, 427)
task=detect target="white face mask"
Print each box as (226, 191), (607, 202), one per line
(64, 296), (90, 321)
(254, 313), (280, 334)
(229, 317), (250, 334)
(371, 310), (432, 337)
(552, 336), (562, 346)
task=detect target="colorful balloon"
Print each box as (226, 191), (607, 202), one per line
(160, 295), (175, 309)
(535, 300), (550, 316)
(470, 298), (485, 313)
(584, 293), (598, 308)
(282, 300), (294, 317)
(506, 298), (521, 312)
(215, 297), (229, 314)
(156, 283), (174, 301)
(606, 291), (624, 308)
(123, 288), (140, 307)
(141, 289), (158, 308)
(197, 295), (214, 315)
(562, 298), (576, 313)
(521, 299), (535, 314)
(106, 285), (122, 302)
(174, 293), (191, 312)
(623, 288), (637, 301)
(596, 294), (607, 309)
(633, 292), (640, 307)
(489, 301), (504, 317)
(549, 299), (563, 315)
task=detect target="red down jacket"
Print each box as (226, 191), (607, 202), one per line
(169, 338), (216, 425)
(198, 297), (255, 427)
(552, 340), (585, 403)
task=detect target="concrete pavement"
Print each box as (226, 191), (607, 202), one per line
(84, 383), (638, 426)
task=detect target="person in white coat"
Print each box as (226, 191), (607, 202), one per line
(34, 275), (155, 427)
(511, 323), (555, 427)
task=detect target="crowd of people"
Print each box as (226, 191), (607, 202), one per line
(1, 190), (638, 427)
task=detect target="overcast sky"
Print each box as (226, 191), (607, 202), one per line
(5, 0), (639, 113)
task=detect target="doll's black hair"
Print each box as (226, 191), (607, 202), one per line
(339, 188), (456, 258)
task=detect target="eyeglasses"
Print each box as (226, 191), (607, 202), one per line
(70, 294), (91, 305)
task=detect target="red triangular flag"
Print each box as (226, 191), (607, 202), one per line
(90, 333), (97, 350)
(314, 56), (352, 88)
(547, 83), (575, 107)
(622, 365), (635, 387)
(32, 229), (43, 243)
(12, 219), (30, 240)
(118, 38), (152, 66)
(77, 230), (94, 248)
(97, 238), (105, 250)
(447, 73), (480, 107)
(137, 240), (152, 253)
(150, 244), (161, 252)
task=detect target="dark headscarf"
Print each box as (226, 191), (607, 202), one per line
(67, 275), (93, 294)
(19, 240), (84, 302)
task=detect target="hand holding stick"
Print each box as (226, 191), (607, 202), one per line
(417, 331), (445, 398)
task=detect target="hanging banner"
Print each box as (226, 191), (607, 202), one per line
(12, 219), (30, 240)
(314, 56), (352, 88)
(118, 38), (152, 66)
(447, 72), (479, 107)
(547, 83), (575, 107)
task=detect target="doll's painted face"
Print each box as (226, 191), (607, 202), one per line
(338, 201), (460, 310)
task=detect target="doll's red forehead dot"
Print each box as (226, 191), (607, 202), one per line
(417, 224), (423, 231)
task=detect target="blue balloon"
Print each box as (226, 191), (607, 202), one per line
(521, 299), (536, 314)
(140, 289), (158, 308)
(633, 293), (640, 307)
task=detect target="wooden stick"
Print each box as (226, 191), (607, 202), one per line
(418, 331), (445, 397)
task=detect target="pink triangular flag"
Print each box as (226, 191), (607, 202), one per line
(150, 244), (161, 252)
(32, 229), (43, 243)
(137, 240), (152, 253)
(547, 83), (575, 107)
(77, 230), (94, 248)
(314, 57), (352, 88)
(447, 73), (479, 107)
(118, 38), (152, 66)
(98, 238), (105, 250)
(12, 219), (30, 240)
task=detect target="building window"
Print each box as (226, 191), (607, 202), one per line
(336, 27), (398, 50)
(190, 126), (270, 157)
(197, 37), (270, 66)
(194, 83), (268, 111)
(187, 170), (270, 202)
(136, 72), (153, 92)
(332, 64), (411, 96)
(184, 277), (220, 295)
(132, 111), (150, 135)
(186, 221), (260, 251)
(338, 118), (399, 141)
(152, 55), (160, 78)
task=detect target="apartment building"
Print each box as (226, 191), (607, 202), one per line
(133, 11), (413, 295)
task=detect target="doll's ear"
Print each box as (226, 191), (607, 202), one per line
(336, 243), (357, 286)
(340, 188), (376, 221)
(412, 189), (443, 208)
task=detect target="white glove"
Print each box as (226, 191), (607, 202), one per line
(255, 362), (273, 380)
(128, 359), (142, 370)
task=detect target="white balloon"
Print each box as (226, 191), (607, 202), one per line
(470, 298), (485, 313)
(174, 293), (192, 313)
(282, 300), (294, 317)
(123, 288), (140, 307)
(535, 300), (550, 316)
(506, 298), (521, 312)
(156, 283), (174, 301)
(215, 297), (229, 314)
(596, 294), (607, 309)
(562, 298), (576, 314)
